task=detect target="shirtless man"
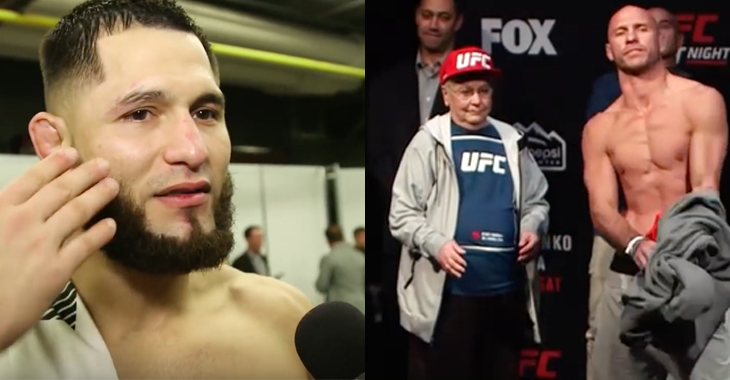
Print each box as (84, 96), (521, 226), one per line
(583, 6), (729, 380)
(0, 0), (311, 379)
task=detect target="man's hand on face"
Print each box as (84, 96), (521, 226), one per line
(0, 148), (118, 350)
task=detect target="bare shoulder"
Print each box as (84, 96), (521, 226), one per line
(671, 77), (727, 124)
(690, 84), (726, 112)
(225, 267), (311, 321)
(672, 75), (724, 103)
(189, 267), (311, 379)
(668, 73), (703, 91)
(583, 108), (614, 143)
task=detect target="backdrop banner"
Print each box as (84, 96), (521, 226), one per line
(452, 2), (730, 380)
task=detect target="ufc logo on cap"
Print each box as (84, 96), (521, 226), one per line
(460, 152), (507, 174)
(481, 18), (557, 56)
(455, 52), (494, 70)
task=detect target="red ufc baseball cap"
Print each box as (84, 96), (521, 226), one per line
(439, 46), (502, 86)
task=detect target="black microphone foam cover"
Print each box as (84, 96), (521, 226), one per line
(294, 301), (365, 380)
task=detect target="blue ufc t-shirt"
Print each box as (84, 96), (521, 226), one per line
(448, 121), (522, 296)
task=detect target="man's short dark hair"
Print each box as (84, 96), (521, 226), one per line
(244, 226), (260, 239)
(39, 0), (219, 113)
(325, 224), (344, 243)
(417, 0), (462, 15)
(353, 226), (365, 236)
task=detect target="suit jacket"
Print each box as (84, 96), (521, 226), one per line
(232, 251), (270, 276)
(367, 57), (449, 194)
(315, 243), (366, 313)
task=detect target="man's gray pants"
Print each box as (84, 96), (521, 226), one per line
(587, 235), (614, 380)
(591, 269), (730, 380)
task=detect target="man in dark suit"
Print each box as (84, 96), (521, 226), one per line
(353, 226), (365, 253)
(368, 0), (462, 195)
(367, 1), (463, 377)
(315, 225), (366, 313)
(231, 226), (270, 276)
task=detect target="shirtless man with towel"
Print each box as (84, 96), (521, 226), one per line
(583, 5), (730, 380)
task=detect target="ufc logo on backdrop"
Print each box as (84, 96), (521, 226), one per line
(520, 349), (561, 379)
(460, 152), (506, 174)
(677, 13), (718, 43)
(455, 51), (494, 70)
(481, 18), (557, 56)
(675, 13), (729, 66)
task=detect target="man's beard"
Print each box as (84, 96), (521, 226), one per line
(614, 47), (662, 76)
(86, 172), (235, 275)
(617, 55), (659, 76)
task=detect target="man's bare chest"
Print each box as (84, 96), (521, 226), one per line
(608, 104), (692, 171)
(107, 326), (306, 379)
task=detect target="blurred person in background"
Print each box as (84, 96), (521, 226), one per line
(0, 0), (310, 378)
(583, 8), (690, 380)
(390, 46), (549, 380)
(315, 224), (366, 313)
(232, 225), (270, 276)
(353, 226), (365, 253)
(367, 0), (462, 376)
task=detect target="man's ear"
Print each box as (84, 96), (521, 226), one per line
(605, 43), (615, 62)
(28, 112), (70, 160)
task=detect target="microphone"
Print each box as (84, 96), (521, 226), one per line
(294, 301), (365, 380)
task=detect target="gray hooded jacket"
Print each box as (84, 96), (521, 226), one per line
(389, 113), (550, 343)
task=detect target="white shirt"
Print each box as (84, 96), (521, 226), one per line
(0, 282), (118, 379)
(247, 251), (270, 276)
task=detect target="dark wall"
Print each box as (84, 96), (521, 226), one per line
(0, 57), (364, 166)
(368, 0), (728, 379)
